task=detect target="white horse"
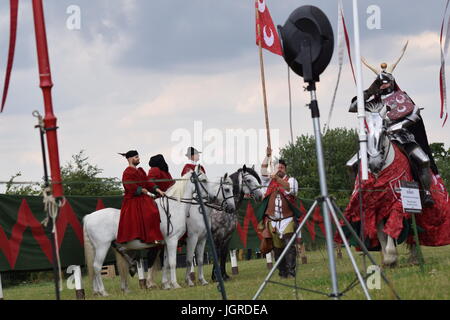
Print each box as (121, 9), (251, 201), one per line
(365, 108), (398, 266)
(349, 105), (416, 266)
(83, 167), (209, 296)
(146, 171), (237, 288)
(184, 172), (236, 287)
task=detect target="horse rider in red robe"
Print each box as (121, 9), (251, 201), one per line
(148, 154), (175, 194)
(146, 154), (175, 269)
(113, 150), (165, 275)
(260, 147), (299, 278)
(181, 147), (206, 176)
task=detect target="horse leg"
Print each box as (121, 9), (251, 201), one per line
(221, 240), (231, 280)
(185, 234), (198, 287)
(166, 240), (181, 289)
(115, 250), (130, 294)
(161, 246), (171, 290)
(377, 221), (397, 266)
(385, 236), (398, 266)
(211, 242), (219, 282)
(146, 249), (160, 289)
(196, 236), (209, 286)
(92, 244), (110, 297)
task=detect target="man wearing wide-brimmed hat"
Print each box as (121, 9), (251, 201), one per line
(181, 147), (206, 176)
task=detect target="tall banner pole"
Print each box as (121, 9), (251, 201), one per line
(256, 3), (272, 151)
(32, 0), (64, 198)
(256, 2), (274, 173)
(352, 0), (369, 180)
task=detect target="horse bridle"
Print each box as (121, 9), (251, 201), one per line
(212, 177), (235, 211)
(240, 172), (261, 199)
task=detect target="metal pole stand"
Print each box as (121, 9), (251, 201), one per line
(33, 110), (61, 301)
(191, 171), (227, 300)
(253, 84), (401, 300)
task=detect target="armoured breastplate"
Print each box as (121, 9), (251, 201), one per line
(382, 91), (414, 121)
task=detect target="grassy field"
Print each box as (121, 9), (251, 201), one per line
(3, 245), (450, 300)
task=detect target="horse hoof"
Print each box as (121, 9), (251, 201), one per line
(382, 258), (398, 268)
(94, 291), (109, 297)
(162, 282), (171, 290)
(146, 281), (158, 289)
(171, 282), (182, 289)
(122, 288), (131, 294)
(200, 280), (209, 286)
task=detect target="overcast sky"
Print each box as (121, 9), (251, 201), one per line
(0, 0), (449, 193)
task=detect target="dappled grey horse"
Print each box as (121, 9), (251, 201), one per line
(210, 165), (263, 281)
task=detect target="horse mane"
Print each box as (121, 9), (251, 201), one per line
(165, 172), (191, 201)
(365, 99), (384, 113)
(229, 171), (241, 198)
(238, 166), (261, 184)
(229, 166), (262, 208)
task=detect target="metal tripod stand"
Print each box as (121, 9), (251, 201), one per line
(253, 85), (401, 300)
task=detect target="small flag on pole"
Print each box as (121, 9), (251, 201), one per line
(255, 0), (282, 56)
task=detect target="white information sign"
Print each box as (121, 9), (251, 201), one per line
(400, 181), (422, 214)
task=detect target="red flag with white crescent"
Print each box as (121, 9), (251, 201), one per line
(255, 0), (282, 56)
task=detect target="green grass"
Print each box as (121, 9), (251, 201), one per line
(3, 245), (450, 300)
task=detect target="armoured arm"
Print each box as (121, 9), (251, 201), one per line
(387, 104), (422, 133)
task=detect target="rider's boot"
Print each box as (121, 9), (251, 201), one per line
(111, 242), (137, 277)
(283, 233), (297, 278)
(418, 167), (435, 208)
(408, 144), (435, 208)
(273, 247), (287, 278)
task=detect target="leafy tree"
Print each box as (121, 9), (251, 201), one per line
(280, 128), (359, 208)
(61, 150), (122, 196)
(5, 172), (42, 196)
(430, 142), (450, 186)
(5, 150), (123, 196)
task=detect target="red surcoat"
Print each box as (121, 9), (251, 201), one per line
(148, 167), (175, 192)
(181, 163), (206, 176)
(117, 166), (164, 244)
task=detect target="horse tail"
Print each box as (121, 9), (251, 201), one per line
(83, 217), (95, 282)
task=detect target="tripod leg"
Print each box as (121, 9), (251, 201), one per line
(325, 198), (371, 300)
(253, 200), (319, 300)
(326, 198), (401, 300)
